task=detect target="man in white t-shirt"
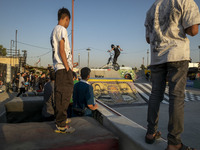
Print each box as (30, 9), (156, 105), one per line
(17, 73), (25, 97)
(145, 0), (200, 149)
(50, 7), (75, 133)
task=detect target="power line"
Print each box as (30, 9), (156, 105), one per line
(17, 41), (51, 50)
(27, 50), (51, 58)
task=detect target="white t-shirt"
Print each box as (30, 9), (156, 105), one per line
(19, 76), (25, 88)
(50, 25), (73, 72)
(145, 0), (200, 66)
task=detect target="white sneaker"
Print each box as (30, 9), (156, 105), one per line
(66, 118), (71, 124)
(55, 125), (75, 133)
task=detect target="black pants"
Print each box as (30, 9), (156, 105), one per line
(147, 61), (188, 145)
(17, 88), (25, 97)
(55, 69), (74, 127)
(113, 52), (120, 64)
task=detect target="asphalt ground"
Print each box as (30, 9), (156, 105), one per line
(112, 88), (200, 149)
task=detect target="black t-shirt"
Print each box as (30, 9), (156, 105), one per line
(39, 77), (46, 89)
(113, 47), (120, 54)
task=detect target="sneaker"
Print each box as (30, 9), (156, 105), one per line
(66, 118), (71, 124)
(55, 125), (75, 133)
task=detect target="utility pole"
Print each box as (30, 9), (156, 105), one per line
(147, 49), (149, 67)
(71, 0), (74, 66)
(10, 40), (13, 65)
(87, 48), (91, 68)
(15, 30), (17, 56)
(143, 57), (144, 66)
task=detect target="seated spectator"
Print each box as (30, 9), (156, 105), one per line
(42, 71), (55, 121)
(38, 72), (46, 91)
(73, 67), (98, 117)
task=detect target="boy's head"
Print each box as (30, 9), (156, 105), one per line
(81, 67), (91, 80)
(58, 7), (71, 28)
(111, 44), (115, 48)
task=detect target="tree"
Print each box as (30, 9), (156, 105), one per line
(140, 64), (146, 70)
(0, 45), (7, 56)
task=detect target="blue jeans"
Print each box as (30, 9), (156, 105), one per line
(147, 61), (189, 145)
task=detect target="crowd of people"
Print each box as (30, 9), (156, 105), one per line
(11, 71), (49, 96)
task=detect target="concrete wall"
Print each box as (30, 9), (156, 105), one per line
(96, 100), (167, 150)
(0, 57), (19, 67)
(90, 69), (121, 78)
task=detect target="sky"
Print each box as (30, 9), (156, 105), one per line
(0, 0), (200, 68)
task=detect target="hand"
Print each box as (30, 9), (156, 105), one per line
(107, 50), (110, 52)
(66, 67), (70, 72)
(73, 62), (78, 67)
(94, 104), (98, 109)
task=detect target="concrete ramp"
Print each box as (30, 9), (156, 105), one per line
(88, 79), (144, 106)
(0, 117), (118, 150)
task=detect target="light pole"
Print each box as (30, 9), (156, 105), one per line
(142, 57), (144, 66)
(147, 49), (149, 67)
(78, 53), (80, 68)
(71, 0), (74, 65)
(87, 48), (91, 68)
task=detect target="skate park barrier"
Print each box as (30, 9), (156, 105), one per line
(0, 94), (167, 150)
(88, 78), (143, 106)
(90, 68), (137, 80)
(95, 99), (167, 150)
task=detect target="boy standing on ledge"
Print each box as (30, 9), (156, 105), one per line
(50, 7), (75, 133)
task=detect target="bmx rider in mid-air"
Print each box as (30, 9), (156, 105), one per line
(108, 44), (123, 65)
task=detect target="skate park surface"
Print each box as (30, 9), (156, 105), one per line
(0, 95), (167, 150)
(2, 69), (197, 150)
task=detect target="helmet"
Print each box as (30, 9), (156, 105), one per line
(111, 44), (115, 48)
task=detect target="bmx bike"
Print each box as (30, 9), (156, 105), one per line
(107, 51), (120, 71)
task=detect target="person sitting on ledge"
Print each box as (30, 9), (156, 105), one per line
(42, 70), (55, 121)
(72, 67), (98, 116)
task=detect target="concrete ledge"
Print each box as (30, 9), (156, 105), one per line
(96, 100), (167, 150)
(5, 96), (44, 123)
(0, 117), (118, 150)
(2, 96), (167, 150)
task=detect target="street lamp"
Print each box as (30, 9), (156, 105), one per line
(87, 48), (91, 68)
(78, 53), (80, 68)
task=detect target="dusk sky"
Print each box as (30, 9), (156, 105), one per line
(0, 0), (200, 68)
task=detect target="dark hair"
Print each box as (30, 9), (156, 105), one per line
(72, 71), (77, 79)
(111, 44), (115, 48)
(58, 7), (71, 21)
(50, 70), (55, 81)
(81, 67), (91, 80)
